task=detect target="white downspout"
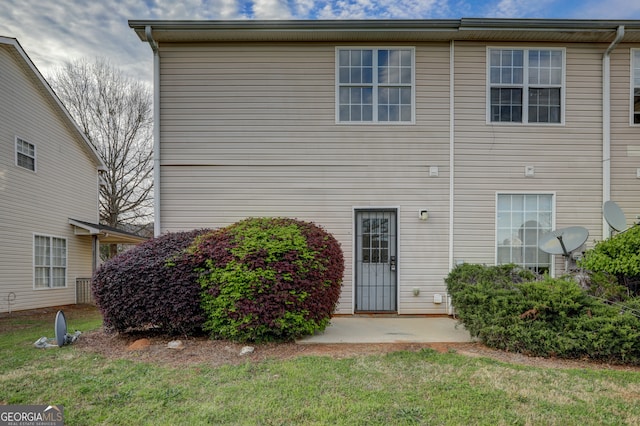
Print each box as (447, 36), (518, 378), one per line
(145, 25), (161, 237)
(602, 25), (624, 239)
(448, 40), (455, 315)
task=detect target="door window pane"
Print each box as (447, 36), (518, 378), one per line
(361, 217), (390, 264)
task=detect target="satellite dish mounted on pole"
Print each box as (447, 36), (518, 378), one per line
(539, 226), (589, 272)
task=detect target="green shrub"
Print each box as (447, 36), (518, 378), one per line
(579, 225), (640, 295)
(576, 270), (630, 302)
(445, 264), (536, 338)
(446, 263), (640, 364)
(194, 217), (344, 342)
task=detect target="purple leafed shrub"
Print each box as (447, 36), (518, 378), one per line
(196, 217), (344, 342)
(92, 229), (210, 335)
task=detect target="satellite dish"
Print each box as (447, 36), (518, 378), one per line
(539, 226), (589, 257)
(603, 200), (627, 232)
(54, 311), (67, 347)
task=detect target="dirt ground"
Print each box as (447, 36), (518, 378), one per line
(6, 304), (640, 372)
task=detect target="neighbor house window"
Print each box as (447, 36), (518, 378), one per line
(632, 49), (640, 124)
(496, 193), (553, 274)
(16, 137), (36, 171)
(337, 48), (414, 123)
(489, 48), (564, 124)
(34, 235), (67, 288)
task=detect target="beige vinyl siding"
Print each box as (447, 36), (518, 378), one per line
(158, 42), (452, 314)
(610, 45), (640, 226)
(0, 45), (99, 312)
(453, 42), (605, 270)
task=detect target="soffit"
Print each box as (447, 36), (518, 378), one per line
(129, 19), (640, 45)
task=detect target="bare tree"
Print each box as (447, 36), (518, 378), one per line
(50, 58), (153, 241)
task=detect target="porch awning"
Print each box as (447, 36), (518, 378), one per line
(69, 219), (148, 244)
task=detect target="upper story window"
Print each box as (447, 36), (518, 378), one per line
(632, 49), (640, 124)
(496, 193), (554, 275)
(337, 48), (414, 124)
(34, 235), (67, 289)
(488, 48), (564, 124)
(16, 137), (36, 171)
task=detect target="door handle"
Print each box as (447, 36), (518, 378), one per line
(390, 256), (396, 271)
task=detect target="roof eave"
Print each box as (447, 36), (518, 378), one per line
(69, 219), (148, 245)
(0, 37), (106, 170)
(129, 18), (640, 44)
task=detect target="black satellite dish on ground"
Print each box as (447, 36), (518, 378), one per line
(603, 200), (628, 233)
(539, 226), (589, 271)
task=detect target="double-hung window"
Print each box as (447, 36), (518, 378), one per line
(632, 49), (640, 124)
(337, 48), (414, 123)
(489, 48), (564, 124)
(496, 193), (553, 274)
(16, 137), (36, 171)
(34, 235), (67, 288)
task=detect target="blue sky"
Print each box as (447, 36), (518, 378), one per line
(1, 0), (640, 83)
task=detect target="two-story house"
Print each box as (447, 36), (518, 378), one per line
(0, 37), (145, 313)
(129, 19), (640, 315)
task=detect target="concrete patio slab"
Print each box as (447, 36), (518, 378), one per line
(298, 316), (472, 344)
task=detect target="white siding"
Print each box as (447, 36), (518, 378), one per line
(0, 45), (99, 312)
(610, 46), (640, 226)
(157, 37), (640, 315)
(453, 42), (606, 270)
(159, 42), (452, 314)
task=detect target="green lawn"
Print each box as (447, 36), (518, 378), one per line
(1, 307), (640, 425)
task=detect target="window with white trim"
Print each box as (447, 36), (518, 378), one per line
(489, 48), (564, 124)
(16, 137), (36, 171)
(34, 235), (67, 288)
(632, 49), (640, 124)
(337, 48), (414, 123)
(496, 193), (553, 274)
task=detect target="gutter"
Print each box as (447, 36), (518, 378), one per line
(602, 25), (625, 239)
(145, 25), (162, 237)
(448, 40), (455, 315)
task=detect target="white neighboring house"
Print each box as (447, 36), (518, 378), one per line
(129, 19), (640, 315)
(0, 37), (145, 313)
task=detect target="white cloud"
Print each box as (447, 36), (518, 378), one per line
(487, 0), (556, 18)
(316, 0), (449, 19)
(573, 0), (640, 19)
(251, 0), (294, 19)
(218, 0), (244, 19)
(291, 0), (316, 18)
(0, 0), (146, 78)
(3, 0), (640, 93)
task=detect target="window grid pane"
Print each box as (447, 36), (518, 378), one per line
(52, 238), (66, 267)
(490, 49), (523, 84)
(633, 51), (640, 123)
(16, 139), (36, 171)
(34, 236), (50, 267)
(529, 88), (561, 123)
(489, 48), (563, 124)
(491, 88), (522, 122)
(34, 236), (66, 288)
(338, 48), (412, 123)
(497, 194), (552, 274)
(35, 267), (49, 289)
